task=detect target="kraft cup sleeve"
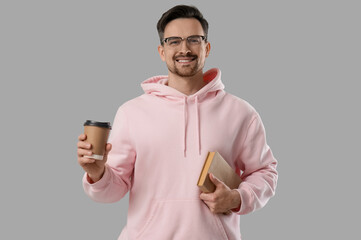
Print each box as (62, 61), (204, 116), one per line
(84, 154), (104, 161)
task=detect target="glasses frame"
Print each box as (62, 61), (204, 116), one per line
(162, 35), (207, 47)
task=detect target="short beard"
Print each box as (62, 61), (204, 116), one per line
(168, 54), (202, 78)
(169, 64), (199, 77)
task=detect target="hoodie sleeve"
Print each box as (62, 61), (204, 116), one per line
(234, 113), (278, 215)
(82, 106), (136, 203)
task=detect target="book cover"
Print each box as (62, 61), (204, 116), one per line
(197, 152), (242, 193)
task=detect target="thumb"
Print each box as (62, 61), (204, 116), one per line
(209, 173), (223, 186)
(105, 143), (112, 152)
(103, 143), (112, 158)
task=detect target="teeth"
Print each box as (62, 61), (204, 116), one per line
(178, 60), (192, 63)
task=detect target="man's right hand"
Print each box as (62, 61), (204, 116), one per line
(77, 133), (112, 183)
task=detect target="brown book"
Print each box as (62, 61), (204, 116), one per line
(197, 152), (242, 193)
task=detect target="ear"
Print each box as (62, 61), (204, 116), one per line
(158, 45), (166, 62)
(205, 41), (211, 58)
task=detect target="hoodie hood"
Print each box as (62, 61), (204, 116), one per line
(141, 68), (224, 100)
(141, 68), (224, 157)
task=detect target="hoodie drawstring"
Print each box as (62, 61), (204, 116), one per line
(195, 96), (201, 155)
(183, 97), (188, 157)
(183, 96), (201, 157)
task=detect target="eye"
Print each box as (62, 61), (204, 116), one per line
(188, 36), (201, 44)
(169, 39), (181, 45)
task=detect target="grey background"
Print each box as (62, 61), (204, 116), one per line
(1, 0), (360, 239)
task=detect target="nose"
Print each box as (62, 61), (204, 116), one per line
(178, 39), (191, 54)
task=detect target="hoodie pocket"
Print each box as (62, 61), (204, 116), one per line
(135, 199), (228, 240)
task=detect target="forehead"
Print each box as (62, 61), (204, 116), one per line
(163, 18), (204, 38)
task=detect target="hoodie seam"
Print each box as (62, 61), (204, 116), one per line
(239, 114), (259, 153)
(120, 104), (137, 159)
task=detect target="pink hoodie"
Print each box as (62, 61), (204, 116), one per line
(83, 68), (278, 240)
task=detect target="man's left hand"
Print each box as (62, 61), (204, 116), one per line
(199, 173), (241, 214)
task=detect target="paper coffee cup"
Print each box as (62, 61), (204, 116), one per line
(83, 120), (111, 160)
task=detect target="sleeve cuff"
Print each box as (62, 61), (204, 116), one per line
(232, 183), (254, 215)
(231, 189), (242, 212)
(83, 165), (112, 191)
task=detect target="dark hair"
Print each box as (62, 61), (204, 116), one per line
(157, 5), (209, 44)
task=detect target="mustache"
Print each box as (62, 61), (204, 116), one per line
(173, 53), (198, 60)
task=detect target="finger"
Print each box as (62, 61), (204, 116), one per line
(209, 173), (223, 186)
(102, 143), (112, 159)
(200, 192), (214, 202)
(77, 141), (91, 149)
(202, 200), (213, 210)
(202, 199), (229, 215)
(78, 133), (87, 141)
(105, 143), (112, 152)
(207, 205), (217, 214)
(199, 193), (207, 201)
(78, 156), (96, 165)
(203, 200), (213, 207)
(77, 148), (93, 157)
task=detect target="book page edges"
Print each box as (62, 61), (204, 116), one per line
(197, 152), (215, 188)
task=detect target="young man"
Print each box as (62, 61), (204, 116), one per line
(77, 5), (278, 240)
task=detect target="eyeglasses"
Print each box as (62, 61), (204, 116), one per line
(162, 35), (207, 47)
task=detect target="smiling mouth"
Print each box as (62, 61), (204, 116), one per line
(175, 57), (196, 64)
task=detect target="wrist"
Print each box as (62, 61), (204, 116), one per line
(88, 174), (101, 183)
(230, 189), (241, 211)
(88, 168), (105, 183)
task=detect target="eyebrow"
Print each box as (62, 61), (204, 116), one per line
(164, 35), (203, 38)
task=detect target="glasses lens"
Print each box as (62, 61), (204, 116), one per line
(187, 36), (202, 45)
(167, 37), (182, 46)
(164, 36), (204, 47)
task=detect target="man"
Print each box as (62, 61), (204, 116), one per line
(77, 5), (277, 240)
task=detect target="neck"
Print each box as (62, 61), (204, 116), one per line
(167, 70), (206, 96)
